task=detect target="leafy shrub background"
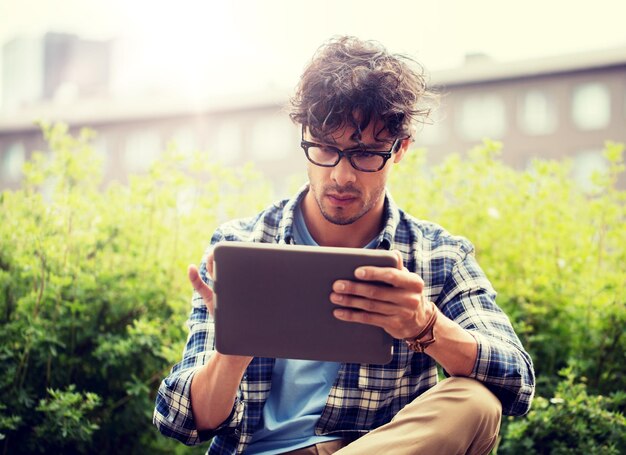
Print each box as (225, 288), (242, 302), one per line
(499, 368), (625, 454)
(0, 125), (624, 453)
(390, 140), (625, 453)
(0, 123), (270, 454)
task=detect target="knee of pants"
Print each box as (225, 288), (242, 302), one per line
(444, 377), (503, 430)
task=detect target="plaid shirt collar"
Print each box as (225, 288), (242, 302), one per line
(276, 184), (399, 251)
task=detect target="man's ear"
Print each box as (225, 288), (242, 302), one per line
(393, 138), (411, 163)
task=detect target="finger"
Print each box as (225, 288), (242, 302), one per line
(206, 249), (215, 278)
(333, 308), (412, 338)
(333, 279), (418, 309)
(333, 307), (389, 329)
(352, 266), (424, 293)
(330, 292), (414, 317)
(188, 264), (214, 311)
(392, 249), (403, 270)
(334, 305), (433, 339)
(393, 250), (411, 274)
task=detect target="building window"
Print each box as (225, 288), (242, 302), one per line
(571, 82), (610, 130)
(92, 135), (110, 174)
(123, 130), (161, 173)
(572, 149), (608, 192)
(213, 120), (242, 164)
(519, 90), (558, 135)
(457, 94), (506, 141)
(250, 115), (293, 160)
(170, 126), (198, 154)
(2, 142), (26, 181)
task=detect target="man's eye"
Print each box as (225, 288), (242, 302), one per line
(355, 151), (377, 158)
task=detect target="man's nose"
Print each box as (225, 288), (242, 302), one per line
(330, 156), (357, 186)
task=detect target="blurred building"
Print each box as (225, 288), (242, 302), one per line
(2, 36), (44, 112)
(3, 32), (111, 111)
(420, 47), (626, 189)
(0, 41), (625, 194)
(43, 32), (111, 102)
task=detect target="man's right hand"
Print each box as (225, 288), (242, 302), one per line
(188, 252), (254, 363)
(188, 250), (252, 430)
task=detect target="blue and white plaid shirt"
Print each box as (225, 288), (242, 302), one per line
(154, 186), (535, 454)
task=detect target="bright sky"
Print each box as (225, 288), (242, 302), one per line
(1, 0), (626, 102)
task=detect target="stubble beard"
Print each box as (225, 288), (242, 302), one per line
(319, 203), (362, 226)
(312, 183), (384, 226)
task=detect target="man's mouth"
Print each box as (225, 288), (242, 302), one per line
(326, 192), (358, 206)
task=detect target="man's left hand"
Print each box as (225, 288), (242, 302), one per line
(330, 250), (435, 340)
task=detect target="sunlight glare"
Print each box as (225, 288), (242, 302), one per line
(113, 0), (259, 99)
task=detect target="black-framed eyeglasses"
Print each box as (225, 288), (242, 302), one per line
(300, 128), (404, 172)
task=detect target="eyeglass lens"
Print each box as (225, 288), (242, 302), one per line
(306, 146), (386, 171)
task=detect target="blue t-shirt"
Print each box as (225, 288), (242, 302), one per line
(246, 202), (376, 454)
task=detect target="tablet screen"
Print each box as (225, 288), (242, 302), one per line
(213, 242), (396, 364)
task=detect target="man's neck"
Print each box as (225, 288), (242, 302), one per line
(300, 192), (385, 248)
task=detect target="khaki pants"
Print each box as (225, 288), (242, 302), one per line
(282, 377), (502, 455)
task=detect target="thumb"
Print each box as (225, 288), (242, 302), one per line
(188, 264), (214, 314)
(392, 249), (404, 270)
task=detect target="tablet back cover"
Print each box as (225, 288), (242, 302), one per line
(213, 242), (395, 364)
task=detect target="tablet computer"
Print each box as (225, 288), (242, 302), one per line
(212, 241), (396, 364)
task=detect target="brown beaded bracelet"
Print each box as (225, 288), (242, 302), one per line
(404, 304), (438, 353)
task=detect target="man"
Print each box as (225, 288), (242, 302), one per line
(154, 36), (535, 455)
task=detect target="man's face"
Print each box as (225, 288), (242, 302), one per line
(304, 120), (406, 226)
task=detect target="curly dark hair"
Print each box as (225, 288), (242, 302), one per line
(288, 36), (433, 143)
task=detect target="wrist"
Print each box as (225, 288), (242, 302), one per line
(213, 352), (253, 370)
(404, 303), (438, 353)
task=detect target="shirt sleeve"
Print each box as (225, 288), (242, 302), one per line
(153, 240), (245, 445)
(437, 241), (536, 416)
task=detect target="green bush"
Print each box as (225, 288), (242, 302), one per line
(390, 140), (626, 396)
(390, 140), (625, 452)
(34, 385), (101, 450)
(0, 125), (624, 452)
(0, 123), (271, 454)
(499, 369), (626, 454)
